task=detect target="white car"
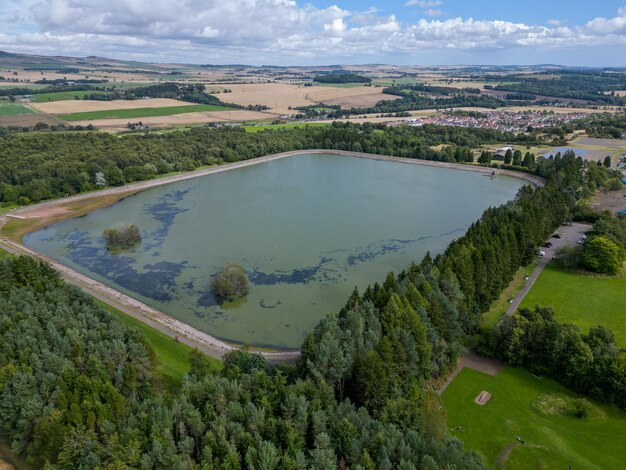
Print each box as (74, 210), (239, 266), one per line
(537, 250), (546, 257)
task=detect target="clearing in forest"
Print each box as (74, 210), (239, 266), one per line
(442, 367), (626, 469)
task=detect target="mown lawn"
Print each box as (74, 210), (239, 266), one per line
(442, 367), (626, 469)
(95, 300), (222, 383)
(32, 90), (108, 102)
(520, 262), (626, 345)
(0, 101), (37, 116)
(60, 103), (233, 121)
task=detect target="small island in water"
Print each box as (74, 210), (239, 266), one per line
(103, 223), (142, 250)
(212, 263), (249, 303)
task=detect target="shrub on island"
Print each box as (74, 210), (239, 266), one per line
(103, 223), (142, 250)
(211, 263), (249, 302)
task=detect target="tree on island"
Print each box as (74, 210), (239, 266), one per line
(103, 223), (141, 250)
(212, 263), (249, 302)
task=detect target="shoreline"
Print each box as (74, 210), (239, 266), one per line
(0, 150), (545, 362)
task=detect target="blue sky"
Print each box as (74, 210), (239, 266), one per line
(1, 1), (625, 66)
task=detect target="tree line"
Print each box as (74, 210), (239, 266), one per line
(0, 122), (546, 206)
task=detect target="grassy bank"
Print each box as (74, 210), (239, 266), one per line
(95, 300), (221, 383)
(442, 367), (626, 469)
(60, 103), (233, 121)
(482, 261), (537, 328)
(520, 262), (626, 345)
(0, 190), (140, 242)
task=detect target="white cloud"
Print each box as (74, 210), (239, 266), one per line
(405, 0), (442, 7)
(547, 19), (561, 26)
(0, 2), (625, 64)
(424, 9), (444, 17)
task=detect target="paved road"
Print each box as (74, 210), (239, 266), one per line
(504, 222), (591, 317)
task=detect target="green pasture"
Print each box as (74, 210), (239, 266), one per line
(32, 90), (108, 102)
(442, 367), (626, 469)
(520, 262), (626, 346)
(0, 101), (37, 116)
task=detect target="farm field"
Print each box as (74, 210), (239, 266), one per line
(60, 104), (233, 121)
(321, 92), (399, 108)
(31, 97), (194, 114)
(73, 109), (275, 129)
(0, 101), (36, 116)
(207, 82), (390, 114)
(519, 262), (626, 345)
(0, 114), (59, 127)
(31, 90), (108, 102)
(442, 367), (626, 469)
(312, 81), (366, 88)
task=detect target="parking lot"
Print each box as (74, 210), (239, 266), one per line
(538, 222), (591, 260)
(505, 222), (591, 315)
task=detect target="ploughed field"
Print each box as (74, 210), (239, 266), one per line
(24, 153), (525, 348)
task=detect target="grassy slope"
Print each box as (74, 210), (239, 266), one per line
(482, 261), (538, 328)
(32, 90), (107, 102)
(0, 102), (37, 116)
(96, 300), (222, 383)
(520, 262), (626, 345)
(442, 367), (626, 470)
(60, 103), (233, 121)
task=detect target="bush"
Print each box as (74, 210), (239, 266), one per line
(581, 236), (624, 275)
(554, 245), (583, 270)
(211, 263), (249, 302)
(103, 223), (141, 250)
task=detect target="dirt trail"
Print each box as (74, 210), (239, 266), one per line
(438, 350), (505, 395)
(1, 150), (544, 363)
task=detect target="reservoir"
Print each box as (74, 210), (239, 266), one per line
(24, 153), (526, 348)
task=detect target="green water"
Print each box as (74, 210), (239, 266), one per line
(25, 153), (525, 348)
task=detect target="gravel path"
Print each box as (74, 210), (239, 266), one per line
(438, 350), (505, 395)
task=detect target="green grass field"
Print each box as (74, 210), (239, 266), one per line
(482, 261), (538, 328)
(243, 122), (329, 133)
(95, 300), (222, 383)
(312, 82), (369, 88)
(520, 262), (626, 345)
(32, 90), (108, 102)
(442, 367), (626, 469)
(60, 103), (233, 121)
(0, 246), (14, 260)
(0, 101), (37, 116)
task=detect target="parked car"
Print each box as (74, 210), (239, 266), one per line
(551, 234), (561, 239)
(537, 250), (546, 257)
(541, 242), (552, 248)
